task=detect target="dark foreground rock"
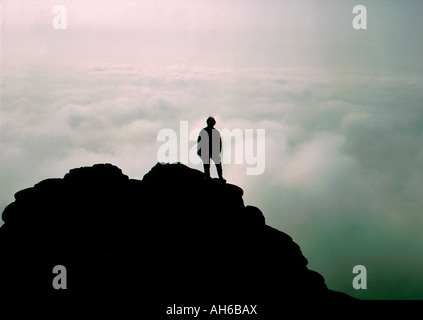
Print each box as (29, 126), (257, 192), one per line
(0, 163), (355, 316)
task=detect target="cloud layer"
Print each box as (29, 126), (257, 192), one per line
(1, 62), (423, 299)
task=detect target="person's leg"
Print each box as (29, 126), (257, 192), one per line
(200, 155), (211, 179)
(216, 163), (224, 180)
(203, 163), (211, 178)
(213, 156), (225, 181)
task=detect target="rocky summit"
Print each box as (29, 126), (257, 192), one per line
(0, 163), (354, 316)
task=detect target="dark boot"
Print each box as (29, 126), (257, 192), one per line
(216, 164), (226, 183)
(203, 164), (211, 179)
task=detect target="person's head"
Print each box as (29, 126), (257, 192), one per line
(206, 116), (216, 127)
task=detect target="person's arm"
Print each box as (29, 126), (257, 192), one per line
(197, 130), (202, 155)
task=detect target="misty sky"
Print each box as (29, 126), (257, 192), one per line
(1, 0), (423, 300)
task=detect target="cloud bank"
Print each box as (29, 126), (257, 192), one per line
(1, 63), (423, 299)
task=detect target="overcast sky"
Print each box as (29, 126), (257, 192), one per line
(1, 0), (423, 300)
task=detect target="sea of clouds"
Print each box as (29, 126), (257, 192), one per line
(1, 62), (423, 299)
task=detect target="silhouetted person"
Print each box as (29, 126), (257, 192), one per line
(197, 117), (225, 182)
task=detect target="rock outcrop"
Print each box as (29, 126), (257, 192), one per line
(0, 163), (354, 315)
